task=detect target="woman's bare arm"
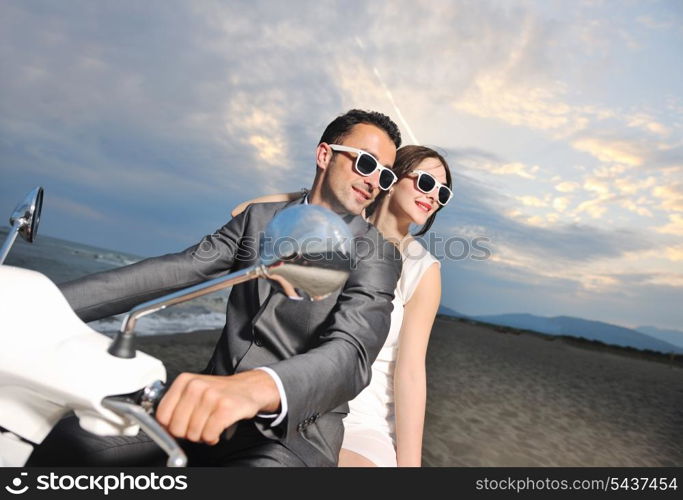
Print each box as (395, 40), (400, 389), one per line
(231, 191), (304, 218)
(393, 262), (441, 467)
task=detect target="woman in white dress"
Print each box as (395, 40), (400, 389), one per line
(339, 145), (450, 467)
(232, 145), (452, 467)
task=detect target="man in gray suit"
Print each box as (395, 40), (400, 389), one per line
(34, 109), (403, 467)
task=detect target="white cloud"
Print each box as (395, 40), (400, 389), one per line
(555, 181), (580, 192)
(646, 274), (683, 288)
(525, 215), (546, 226)
(453, 75), (577, 132)
(484, 241), (619, 293)
(493, 162), (539, 179)
(619, 199), (653, 217)
(580, 274), (620, 291)
(572, 137), (644, 166)
(656, 214), (683, 236)
(575, 198), (609, 218)
(614, 176), (657, 195)
(627, 113), (671, 137)
(593, 164), (628, 178)
(552, 197), (570, 212)
(652, 184), (683, 212)
(225, 101), (289, 173)
(517, 195), (547, 207)
(665, 245), (683, 262)
(454, 155), (544, 183)
(583, 177), (611, 195)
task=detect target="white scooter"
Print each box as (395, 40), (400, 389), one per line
(0, 187), (353, 467)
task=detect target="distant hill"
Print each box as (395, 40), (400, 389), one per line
(437, 305), (467, 318)
(435, 308), (683, 355)
(636, 326), (683, 350)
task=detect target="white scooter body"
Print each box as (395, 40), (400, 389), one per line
(0, 265), (165, 466)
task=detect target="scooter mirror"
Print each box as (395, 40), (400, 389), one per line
(0, 186), (44, 265)
(259, 204), (354, 300)
(13, 186), (44, 243)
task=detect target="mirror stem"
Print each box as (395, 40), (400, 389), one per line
(109, 265), (266, 358)
(0, 219), (22, 265)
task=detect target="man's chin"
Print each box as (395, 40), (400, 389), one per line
(352, 199), (373, 216)
(337, 196), (365, 216)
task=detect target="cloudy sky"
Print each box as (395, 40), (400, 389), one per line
(1, 0), (681, 330)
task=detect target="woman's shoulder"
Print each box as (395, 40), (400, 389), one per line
(397, 237), (440, 303)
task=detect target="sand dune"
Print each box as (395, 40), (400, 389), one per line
(136, 316), (683, 467)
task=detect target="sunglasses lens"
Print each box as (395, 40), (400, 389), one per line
(356, 154), (377, 176)
(379, 169), (396, 190)
(417, 173), (436, 193)
(438, 187), (451, 205)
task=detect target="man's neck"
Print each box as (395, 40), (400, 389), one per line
(307, 186), (349, 216)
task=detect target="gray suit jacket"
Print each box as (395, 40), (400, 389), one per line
(59, 196), (402, 466)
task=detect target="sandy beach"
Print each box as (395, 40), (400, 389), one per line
(136, 317), (683, 467)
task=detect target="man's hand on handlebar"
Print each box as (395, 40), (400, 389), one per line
(155, 370), (281, 445)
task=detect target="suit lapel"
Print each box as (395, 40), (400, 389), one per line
(257, 271), (271, 306)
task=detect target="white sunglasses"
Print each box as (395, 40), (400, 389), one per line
(328, 144), (398, 191)
(411, 169), (453, 206)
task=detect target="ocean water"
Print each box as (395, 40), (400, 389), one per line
(1, 227), (228, 336)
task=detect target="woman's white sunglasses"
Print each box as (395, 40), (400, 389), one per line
(328, 144), (398, 191)
(411, 169), (453, 206)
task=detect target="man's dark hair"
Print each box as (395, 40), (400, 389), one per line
(319, 109), (402, 149)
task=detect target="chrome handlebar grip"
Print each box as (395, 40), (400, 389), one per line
(101, 396), (187, 467)
(138, 379), (167, 415)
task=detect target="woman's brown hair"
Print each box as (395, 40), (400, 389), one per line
(366, 145), (452, 236)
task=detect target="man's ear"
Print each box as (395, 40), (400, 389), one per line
(315, 143), (333, 171)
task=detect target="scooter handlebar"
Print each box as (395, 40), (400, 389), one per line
(135, 380), (238, 441)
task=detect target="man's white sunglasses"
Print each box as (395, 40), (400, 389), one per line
(328, 144), (398, 191)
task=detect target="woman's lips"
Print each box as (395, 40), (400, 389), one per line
(416, 200), (431, 212)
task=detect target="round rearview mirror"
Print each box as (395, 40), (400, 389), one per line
(11, 186), (44, 243)
(260, 204), (354, 300)
(0, 186), (44, 265)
